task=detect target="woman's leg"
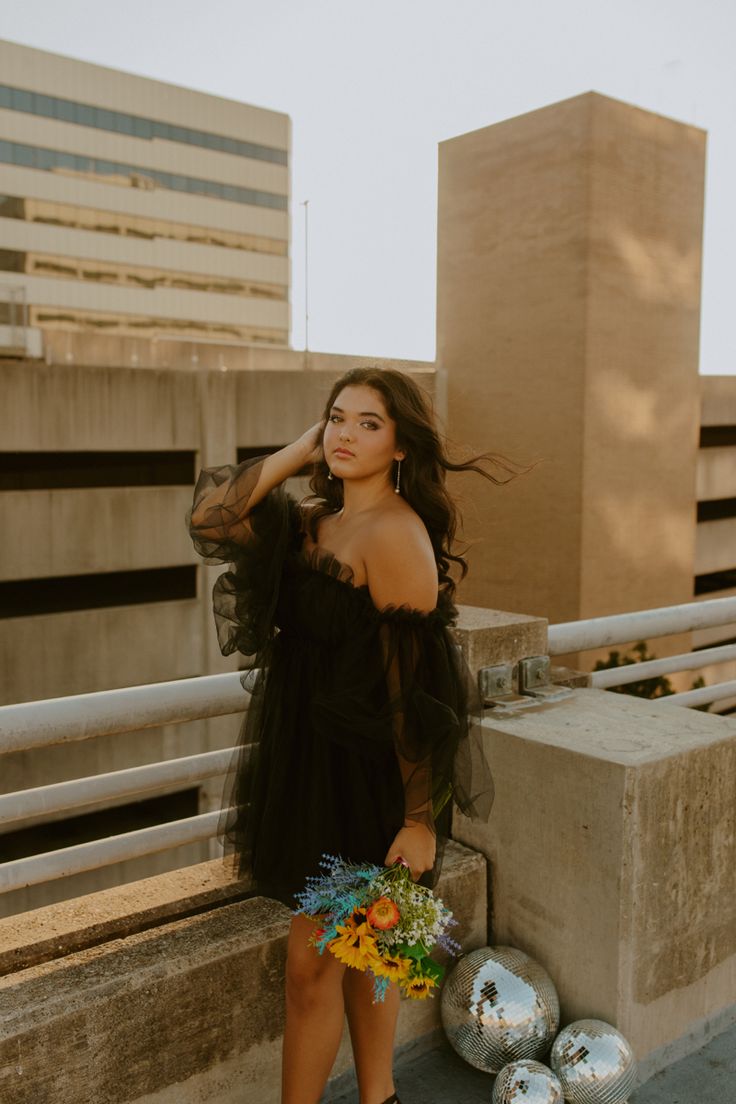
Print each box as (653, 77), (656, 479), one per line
(282, 913), (348, 1104)
(343, 966), (401, 1104)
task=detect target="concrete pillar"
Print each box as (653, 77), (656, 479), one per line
(452, 689), (736, 1080)
(438, 92), (706, 670)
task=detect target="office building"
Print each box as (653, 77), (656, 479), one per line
(0, 39), (290, 356)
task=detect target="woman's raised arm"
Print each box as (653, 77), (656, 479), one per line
(189, 419), (325, 544)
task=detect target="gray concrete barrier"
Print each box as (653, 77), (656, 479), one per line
(0, 840), (486, 1103)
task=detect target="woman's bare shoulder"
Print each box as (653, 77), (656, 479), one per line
(362, 504), (438, 611)
(365, 499), (427, 536)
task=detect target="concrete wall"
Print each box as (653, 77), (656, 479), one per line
(2, 347), (735, 913)
(0, 348), (436, 917)
(0, 841), (487, 1104)
(437, 91), (714, 686)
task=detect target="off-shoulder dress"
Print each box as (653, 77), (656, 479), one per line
(185, 454), (494, 910)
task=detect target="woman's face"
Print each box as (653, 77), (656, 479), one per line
(323, 384), (404, 482)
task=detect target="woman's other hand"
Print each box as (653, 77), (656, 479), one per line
(384, 823), (436, 882)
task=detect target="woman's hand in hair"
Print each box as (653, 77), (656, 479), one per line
(296, 419), (328, 466)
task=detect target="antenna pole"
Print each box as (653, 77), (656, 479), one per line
(301, 199), (309, 352)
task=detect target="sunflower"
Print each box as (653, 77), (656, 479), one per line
(328, 915), (381, 971)
(370, 953), (412, 983)
(400, 975), (439, 999)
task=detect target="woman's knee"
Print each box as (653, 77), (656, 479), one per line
(285, 916), (344, 1005)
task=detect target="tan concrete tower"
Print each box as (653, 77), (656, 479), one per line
(438, 92), (706, 660)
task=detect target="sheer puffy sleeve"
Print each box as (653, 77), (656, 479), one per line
(185, 453), (300, 665)
(374, 603), (495, 842)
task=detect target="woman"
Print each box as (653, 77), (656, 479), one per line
(186, 366), (529, 1104)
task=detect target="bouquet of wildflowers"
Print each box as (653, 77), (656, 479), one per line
(293, 853), (462, 1003)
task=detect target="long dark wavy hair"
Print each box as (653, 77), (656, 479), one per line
(301, 367), (539, 605)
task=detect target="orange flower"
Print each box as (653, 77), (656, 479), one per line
(366, 896), (400, 930)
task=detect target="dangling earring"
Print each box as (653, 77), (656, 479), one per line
(394, 457), (402, 494)
(327, 470), (334, 480)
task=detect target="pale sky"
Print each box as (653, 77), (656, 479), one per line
(2, 0), (734, 373)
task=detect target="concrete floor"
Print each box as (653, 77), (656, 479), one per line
(325, 1020), (736, 1104)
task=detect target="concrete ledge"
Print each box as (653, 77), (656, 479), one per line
(453, 606), (548, 674)
(0, 839), (486, 1104)
(0, 855), (251, 976)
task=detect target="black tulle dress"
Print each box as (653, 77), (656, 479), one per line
(185, 454), (494, 910)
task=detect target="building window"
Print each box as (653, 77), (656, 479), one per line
(700, 426), (736, 448)
(0, 139), (288, 211)
(697, 498), (736, 522)
(0, 248), (287, 301)
(0, 83), (288, 166)
(28, 305), (288, 345)
(0, 193), (288, 256)
(694, 567), (736, 595)
(0, 450), (196, 490)
(0, 566), (197, 618)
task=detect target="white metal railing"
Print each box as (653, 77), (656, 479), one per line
(1, 670), (257, 753)
(653, 680), (736, 709)
(549, 595), (736, 705)
(2, 594), (735, 897)
(590, 643), (736, 688)
(0, 746), (244, 825)
(0, 809), (231, 892)
(548, 595), (736, 654)
(0, 671), (256, 894)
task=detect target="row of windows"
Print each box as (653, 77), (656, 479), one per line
(0, 450), (298, 491)
(0, 83), (287, 166)
(0, 193), (288, 256)
(7, 443), (729, 504)
(0, 449), (305, 492)
(694, 567), (736, 595)
(0, 566), (196, 618)
(26, 304), (288, 346)
(0, 451), (196, 490)
(0, 249), (287, 301)
(0, 140), (288, 210)
(697, 498), (736, 522)
(0, 557), (731, 613)
(700, 426), (736, 448)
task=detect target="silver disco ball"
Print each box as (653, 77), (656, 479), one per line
(492, 1060), (564, 1103)
(440, 946), (560, 1073)
(550, 1019), (637, 1103)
